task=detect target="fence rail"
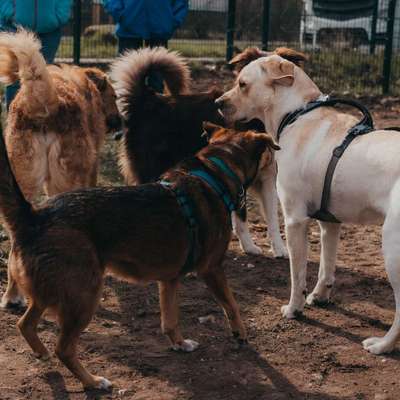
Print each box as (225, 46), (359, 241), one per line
(58, 0), (400, 95)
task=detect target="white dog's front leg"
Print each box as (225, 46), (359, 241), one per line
(281, 219), (309, 318)
(307, 221), (341, 306)
(232, 213), (263, 255)
(255, 163), (288, 258)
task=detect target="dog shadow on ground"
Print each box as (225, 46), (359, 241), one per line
(76, 248), (397, 400)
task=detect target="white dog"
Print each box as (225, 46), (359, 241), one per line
(217, 47), (400, 355)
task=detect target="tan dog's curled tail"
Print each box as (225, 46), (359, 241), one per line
(0, 29), (57, 115)
(110, 47), (190, 118)
(0, 115), (34, 237)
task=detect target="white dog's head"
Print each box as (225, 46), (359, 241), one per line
(217, 48), (321, 135)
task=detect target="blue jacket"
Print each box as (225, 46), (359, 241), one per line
(102, 0), (189, 39)
(0, 0), (72, 34)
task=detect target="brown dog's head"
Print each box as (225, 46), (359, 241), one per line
(84, 68), (122, 132)
(202, 122), (279, 184)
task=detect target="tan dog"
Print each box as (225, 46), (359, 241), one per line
(217, 47), (400, 355)
(0, 29), (121, 200)
(0, 116), (278, 389)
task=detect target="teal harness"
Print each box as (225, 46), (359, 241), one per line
(159, 156), (245, 275)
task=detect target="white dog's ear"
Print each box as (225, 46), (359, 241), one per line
(262, 59), (294, 87)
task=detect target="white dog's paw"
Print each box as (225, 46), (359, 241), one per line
(281, 304), (302, 319)
(242, 243), (263, 256)
(171, 339), (199, 353)
(0, 294), (26, 309)
(362, 336), (395, 355)
(271, 244), (289, 259)
(306, 291), (330, 306)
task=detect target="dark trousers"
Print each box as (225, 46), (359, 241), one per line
(118, 37), (168, 54)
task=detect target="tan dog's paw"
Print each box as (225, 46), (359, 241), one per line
(362, 337), (395, 355)
(171, 339), (199, 352)
(33, 351), (50, 361)
(0, 294), (26, 310)
(243, 243), (263, 256)
(306, 292), (330, 306)
(281, 304), (302, 319)
(271, 245), (289, 259)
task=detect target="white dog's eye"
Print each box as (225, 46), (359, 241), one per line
(239, 80), (246, 89)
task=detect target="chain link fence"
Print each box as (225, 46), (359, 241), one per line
(57, 0), (400, 95)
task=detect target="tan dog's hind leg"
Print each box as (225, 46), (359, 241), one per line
(281, 219), (309, 319)
(363, 206), (400, 354)
(307, 222), (341, 306)
(202, 269), (247, 343)
(158, 279), (199, 352)
(254, 163), (288, 258)
(17, 302), (49, 359)
(233, 213), (263, 255)
(1, 246), (26, 308)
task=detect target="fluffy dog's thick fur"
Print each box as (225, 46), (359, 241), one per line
(110, 48), (288, 257)
(0, 112), (276, 388)
(0, 29), (121, 200)
(110, 47), (224, 184)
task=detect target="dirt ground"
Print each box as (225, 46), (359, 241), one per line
(1, 68), (400, 400)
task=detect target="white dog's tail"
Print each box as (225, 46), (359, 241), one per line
(0, 29), (57, 114)
(110, 47), (190, 118)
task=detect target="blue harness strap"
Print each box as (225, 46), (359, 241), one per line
(159, 156), (245, 275)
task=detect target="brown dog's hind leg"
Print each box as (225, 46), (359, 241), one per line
(17, 302), (49, 359)
(158, 279), (199, 352)
(55, 302), (112, 390)
(202, 269), (247, 344)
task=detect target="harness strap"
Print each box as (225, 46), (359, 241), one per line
(277, 96), (375, 223)
(159, 180), (197, 275)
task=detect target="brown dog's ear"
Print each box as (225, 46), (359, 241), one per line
(262, 58), (295, 86)
(229, 47), (268, 72)
(85, 68), (108, 92)
(202, 121), (222, 140)
(274, 47), (308, 68)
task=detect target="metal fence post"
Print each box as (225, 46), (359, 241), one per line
(226, 0), (236, 62)
(262, 0), (271, 50)
(73, 0), (82, 65)
(383, 0), (397, 94)
(370, 0), (379, 54)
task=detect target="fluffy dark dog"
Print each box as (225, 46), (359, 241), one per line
(110, 48), (288, 257)
(0, 110), (278, 388)
(111, 47), (224, 184)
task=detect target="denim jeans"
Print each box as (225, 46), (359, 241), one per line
(5, 28), (62, 110)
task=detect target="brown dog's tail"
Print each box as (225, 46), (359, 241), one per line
(110, 47), (190, 118)
(0, 114), (34, 237)
(0, 29), (57, 115)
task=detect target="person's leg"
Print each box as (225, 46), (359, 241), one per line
(5, 83), (20, 111)
(38, 28), (62, 64)
(118, 37), (143, 54)
(144, 39), (168, 93)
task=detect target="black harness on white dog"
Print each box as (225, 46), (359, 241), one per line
(277, 96), (375, 223)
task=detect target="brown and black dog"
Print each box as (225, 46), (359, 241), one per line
(0, 113), (278, 389)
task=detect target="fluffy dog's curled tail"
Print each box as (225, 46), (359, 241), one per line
(110, 47), (190, 117)
(0, 29), (57, 115)
(0, 115), (34, 237)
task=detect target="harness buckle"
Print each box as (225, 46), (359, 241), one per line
(332, 146), (344, 158)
